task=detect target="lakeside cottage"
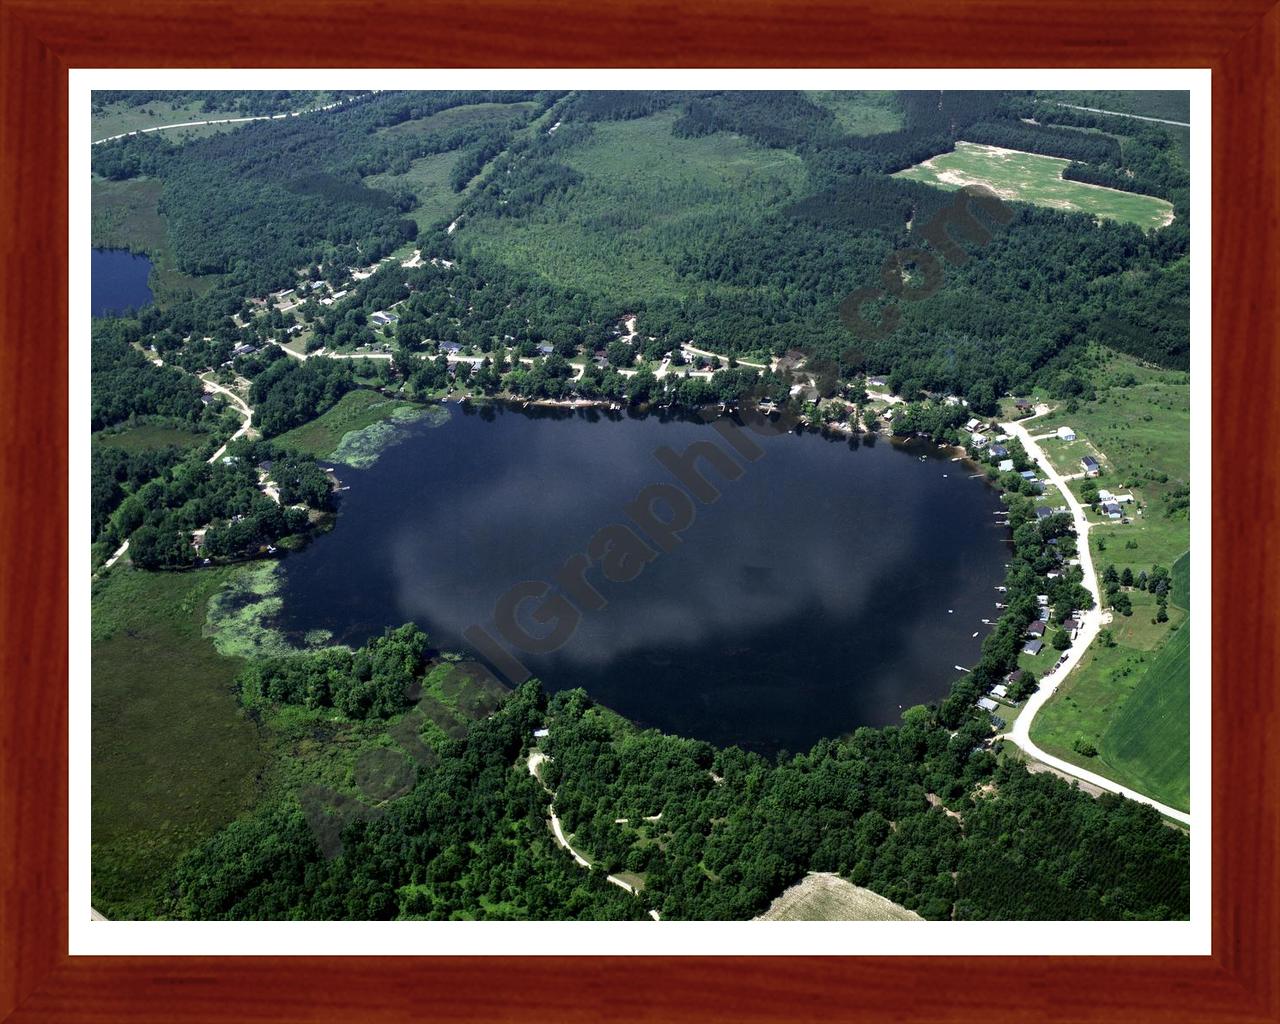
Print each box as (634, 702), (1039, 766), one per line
(1022, 639), (1044, 655)
(991, 684), (1009, 700)
(1027, 621), (1046, 638)
(1035, 506), (1052, 520)
(990, 444), (1009, 458)
(998, 459), (1014, 473)
(971, 432), (989, 448)
(976, 697), (999, 712)
(1020, 470), (1037, 481)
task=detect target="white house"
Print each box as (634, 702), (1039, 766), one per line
(998, 459), (1014, 472)
(1057, 426), (1077, 441)
(971, 432), (989, 448)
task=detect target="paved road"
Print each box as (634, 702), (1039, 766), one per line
(1000, 410), (1192, 826)
(91, 92), (380, 146)
(1056, 102), (1190, 128)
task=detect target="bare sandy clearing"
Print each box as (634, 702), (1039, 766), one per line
(756, 873), (921, 921)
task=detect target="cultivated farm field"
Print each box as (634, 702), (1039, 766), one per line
(894, 141), (1174, 230)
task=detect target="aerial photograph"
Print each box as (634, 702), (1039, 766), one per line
(89, 87), (1192, 922)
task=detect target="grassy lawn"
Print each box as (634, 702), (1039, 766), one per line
(894, 141), (1174, 230)
(92, 422), (208, 453)
(271, 389), (418, 460)
(806, 91), (903, 135)
(92, 567), (266, 918)
(1028, 353), (1190, 811)
(91, 176), (220, 303)
(458, 109), (809, 306)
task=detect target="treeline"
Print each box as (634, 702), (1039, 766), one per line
(166, 676), (1188, 921)
(960, 119), (1123, 164)
(565, 91), (687, 121)
(91, 90), (357, 117)
(240, 624), (428, 720)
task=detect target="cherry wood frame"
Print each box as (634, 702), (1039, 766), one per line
(2, 1), (1277, 1020)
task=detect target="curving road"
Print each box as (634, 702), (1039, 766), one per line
(1000, 410), (1191, 826)
(201, 376), (255, 464)
(526, 749), (660, 918)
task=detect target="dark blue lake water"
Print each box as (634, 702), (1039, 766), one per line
(92, 248), (153, 317)
(274, 404), (1011, 754)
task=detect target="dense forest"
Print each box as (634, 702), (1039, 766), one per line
(168, 672), (1188, 921)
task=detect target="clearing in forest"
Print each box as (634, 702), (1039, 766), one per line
(894, 141), (1174, 230)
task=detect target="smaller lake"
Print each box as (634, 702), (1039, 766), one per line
(92, 249), (153, 317)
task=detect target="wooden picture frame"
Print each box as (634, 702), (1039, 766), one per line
(2, 1), (1275, 1019)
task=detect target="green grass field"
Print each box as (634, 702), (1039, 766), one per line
(1028, 353), (1190, 810)
(894, 141), (1174, 230)
(458, 109), (809, 306)
(271, 389), (419, 460)
(365, 150), (469, 230)
(806, 91), (903, 135)
(92, 567), (265, 918)
(92, 422), (208, 453)
(91, 99), (251, 143)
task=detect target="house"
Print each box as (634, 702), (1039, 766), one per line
(532, 728), (549, 738)
(998, 459), (1015, 473)
(439, 341), (463, 355)
(233, 343), (257, 357)
(1038, 606), (1050, 622)
(1056, 426), (1077, 441)
(1098, 489), (1115, 502)
(990, 444), (1009, 459)
(1035, 506), (1053, 520)
(1102, 502), (1123, 520)
(1062, 617), (1081, 632)
(1020, 470), (1037, 481)
(1022, 639), (1044, 655)
(971, 432), (989, 448)
(1005, 669), (1025, 686)
(1027, 621), (1046, 638)
(370, 311), (393, 326)
(1014, 399), (1031, 411)
(1037, 594), (1049, 606)
(536, 342), (555, 356)
(991, 684), (1009, 700)
(1081, 455), (1100, 476)
(966, 417), (983, 431)
(976, 697), (999, 712)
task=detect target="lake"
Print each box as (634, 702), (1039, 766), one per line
(92, 248), (153, 317)
(274, 403), (1011, 754)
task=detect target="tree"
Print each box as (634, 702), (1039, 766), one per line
(1051, 629), (1072, 652)
(1099, 629), (1117, 648)
(1072, 737), (1098, 758)
(1120, 567), (1134, 587)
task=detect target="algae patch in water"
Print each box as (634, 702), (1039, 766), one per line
(328, 404), (450, 468)
(203, 561), (334, 660)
